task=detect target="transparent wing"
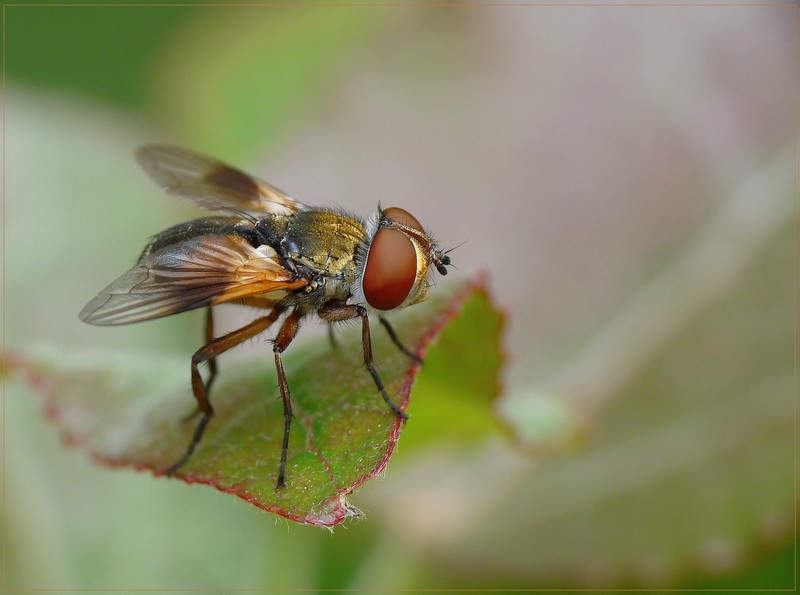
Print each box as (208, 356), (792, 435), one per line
(79, 234), (308, 325)
(136, 145), (303, 216)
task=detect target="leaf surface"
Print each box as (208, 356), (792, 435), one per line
(10, 275), (504, 527)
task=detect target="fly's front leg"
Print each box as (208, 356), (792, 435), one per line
(378, 315), (422, 364)
(319, 303), (408, 422)
(272, 310), (302, 489)
(166, 311), (280, 476)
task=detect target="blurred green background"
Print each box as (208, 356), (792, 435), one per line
(5, 4), (795, 591)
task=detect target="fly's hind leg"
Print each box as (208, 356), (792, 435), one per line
(204, 307), (220, 394)
(166, 310), (280, 476)
(182, 307), (221, 422)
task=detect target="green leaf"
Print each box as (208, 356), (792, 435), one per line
(9, 276), (504, 527)
(398, 283), (509, 452)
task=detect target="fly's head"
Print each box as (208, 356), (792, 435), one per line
(357, 206), (453, 312)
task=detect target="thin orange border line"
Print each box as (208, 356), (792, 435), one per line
(2, 2), (796, 593)
(0, 2), (796, 6)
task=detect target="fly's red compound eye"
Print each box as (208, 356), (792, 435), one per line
(363, 227), (418, 310)
(383, 206), (424, 232)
